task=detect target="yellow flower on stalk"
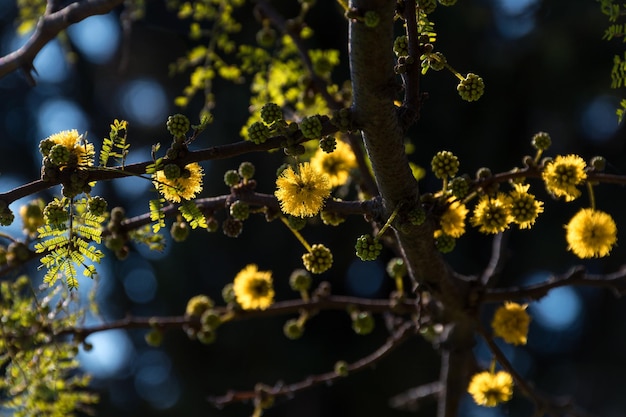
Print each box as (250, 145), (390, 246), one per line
(275, 162), (331, 217)
(565, 208), (617, 258)
(468, 370), (514, 407)
(542, 154), (587, 201)
(470, 194), (512, 234)
(154, 162), (204, 203)
(309, 140), (356, 187)
(47, 129), (94, 168)
(232, 264), (275, 310)
(439, 198), (468, 238)
(508, 183), (543, 229)
(491, 301), (530, 345)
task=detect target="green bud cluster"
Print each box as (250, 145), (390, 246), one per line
(531, 132), (552, 151)
(185, 294), (214, 318)
(355, 234), (382, 261)
(196, 329), (217, 344)
(283, 319), (304, 340)
(223, 218), (243, 237)
(422, 52), (447, 72)
(287, 215), (306, 231)
(457, 73), (485, 102)
(289, 269), (312, 292)
(320, 210), (345, 226)
(591, 156), (606, 171)
(351, 311), (375, 335)
(238, 161), (255, 180)
(260, 103), (283, 124)
(407, 206), (426, 226)
(145, 329), (163, 347)
(334, 360), (349, 377)
(449, 176), (470, 199)
(105, 206), (129, 259)
(431, 150), (460, 179)
(222, 283), (235, 303)
(206, 217), (219, 232)
(87, 196), (107, 216)
(299, 115), (323, 139)
(43, 200), (69, 226)
(438, 0), (457, 5)
(386, 257), (407, 277)
(393, 35), (409, 57)
(302, 244), (333, 274)
(319, 136), (337, 153)
(49, 144), (71, 166)
(200, 309), (222, 331)
(163, 163), (181, 180)
(229, 201), (250, 221)
(166, 114), (190, 137)
(418, 0), (437, 14)
(0, 203), (14, 226)
(256, 27), (277, 48)
(39, 139), (55, 157)
(6, 241), (29, 266)
(331, 108), (352, 132)
(170, 221), (190, 242)
(224, 169), (241, 187)
(435, 233), (455, 253)
(248, 121), (271, 144)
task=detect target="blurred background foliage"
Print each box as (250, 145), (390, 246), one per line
(1, 0), (626, 416)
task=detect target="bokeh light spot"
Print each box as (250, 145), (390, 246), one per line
(79, 330), (135, 379)
(346, 259), (385, 297)
(118, 79), (168, 126)
(580, 95), (619, 142)
(36, 99), (89, 142)
(67, 13), (121, 64)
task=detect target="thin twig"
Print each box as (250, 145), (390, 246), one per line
(209, 321), (418, 407)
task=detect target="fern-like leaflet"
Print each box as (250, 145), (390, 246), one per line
(99, 119), (129, 167)
(149, 198), (167, 233)
(35, 199), (105, 290)
(179, 200), (207, 229)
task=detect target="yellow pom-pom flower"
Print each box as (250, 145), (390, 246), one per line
(233, 264), (275, 310)
(508, 183), (543, 229)
(439, 198), (468, 238)
(470, 194), (512, 234)
(309, 140), (356, 187)
(468, 370), (514, 407)
(542, 154), (587, 202)
(275, 162), (331, 217)
(491, 301), (530, 345)
(47, 129), (94, 168)
(154, 162), (204, 203)
(565, 208), (617, 258)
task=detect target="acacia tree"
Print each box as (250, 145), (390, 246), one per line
(1, 0), (626, 416)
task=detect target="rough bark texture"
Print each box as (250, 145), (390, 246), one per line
(348, 2), (475, 416)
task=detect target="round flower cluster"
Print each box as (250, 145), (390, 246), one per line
(299, 115), (323, 139)
(260, 103), (283, 124)
(222, 218), (243, 238)
(351, 311), (375, 335)
(565, 208), (617, 258)
(87, 196), (107, 216)
(491, 302), (530, 345)
(170, 221), (190, 242)
(434, 231), (455, 253)
(43, 200), (69, 226)
(289, 269), (312, 292)
(275, 163), (331, 218)
(302, 244), (333, 274)
(468, 371), (513, 407)
(166, 114), (190, 137)
(163, 163), (182, 180)
(248, 121), (271, 144)
(393, 35), (408, 56)
(542, 154), (587, 202)
(431, 150), (460, 179)
(224, 169), (241, 187)
(319, 136), (337, 153)
(229, 201), (250, 221)
(457, 73), (485, 102)
(238, 161), (255, 180)
(283, 319), (304, 340)
(232, 264), (274, 310)
(449, 176), (470, 199)
(355, 234), (382, 261)
(531, 131), (551, 151)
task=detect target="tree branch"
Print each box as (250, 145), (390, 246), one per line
(0, 0), (125, 82)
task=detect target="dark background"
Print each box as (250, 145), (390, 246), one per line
(1, 1), (626, 416)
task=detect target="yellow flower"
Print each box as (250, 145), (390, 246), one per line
(232, 264), (274, 310)
(565, 208), (617, 258)
(440, 199), (468, 238)
(309, 140), (357, 187)
(275, 162), (331, 217)
(508, 183), (544, 229)
(470, 194), (512, 234)
(47, 129), (94, 168)
(468, 371), (514, 407)
(542, 154), (587, 201)
(154, 162), (204, 203)
(491, 301), (530, 345)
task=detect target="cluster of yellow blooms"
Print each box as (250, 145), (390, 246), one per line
(467, 302), (530, 407)
(232, 264), (275, 310)
(154, 162), (204, 203)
